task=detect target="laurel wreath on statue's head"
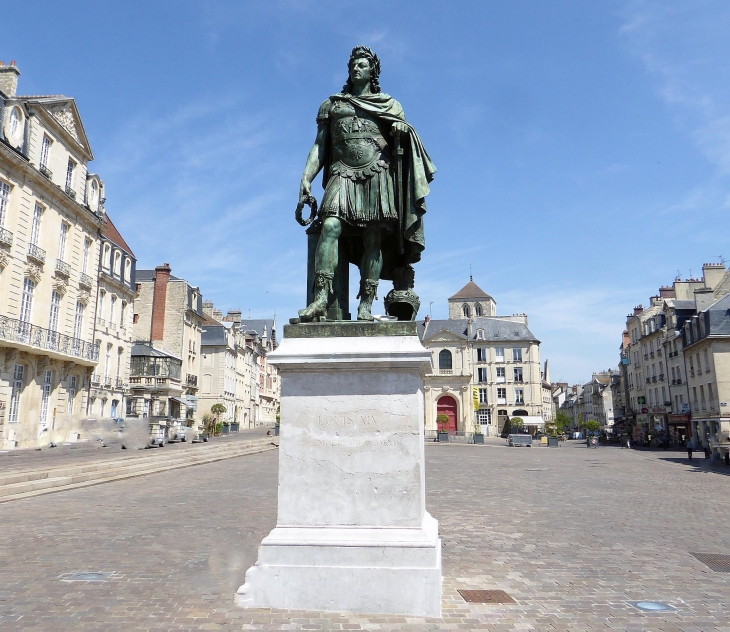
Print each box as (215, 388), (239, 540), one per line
(295, 195), (318, 227)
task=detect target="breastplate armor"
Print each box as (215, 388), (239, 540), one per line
(330, 102), (390, 170)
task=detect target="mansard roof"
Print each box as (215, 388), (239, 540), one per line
(420, 317), (539, 344)
(448, 279), (493, 301)
(102, 214), (136, 258)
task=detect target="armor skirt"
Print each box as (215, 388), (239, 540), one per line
(320, 160), (398, 228)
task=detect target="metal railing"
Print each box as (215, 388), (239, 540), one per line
(97, 317), (105, 326)
(186, 374), (198, 387)
(0, 227), (12, 246)
(55, 259), (71, 276)
(439, 368), (453, 375)
(27, 242), (46, 263)
(39, 164), (52, 179)
(64, 185), (76, 200)
(658, 373), (665, 381)
(91, 373), (101, 385)
(0, 315), (99, 361)
(78, 272), (93, 288)
(115, 378), (126, 389)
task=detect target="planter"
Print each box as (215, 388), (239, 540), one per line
(437, 432), (449, 443)
(221, 425), (230, 435)
(274, 425), (280, 436)
(230, 422), (240, 432)
(548, 436), (560, 448)
(473, 434), (484, 444)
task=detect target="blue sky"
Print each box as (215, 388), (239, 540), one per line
(4, 1), (730, 384)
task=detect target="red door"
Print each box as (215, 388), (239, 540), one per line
(437, 396), (458, 434)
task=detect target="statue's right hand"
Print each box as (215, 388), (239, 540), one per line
(299, 180), (312, 201)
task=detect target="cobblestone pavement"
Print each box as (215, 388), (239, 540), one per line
(1, 439), (729, 631)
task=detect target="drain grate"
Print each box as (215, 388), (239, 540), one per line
(690, 552), (730, 572)
(62, 572), (110, 581)
(458, 589), (516, 604)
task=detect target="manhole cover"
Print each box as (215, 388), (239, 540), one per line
(458, 589), (516, 604)
(690, 552), (730, 572)
(63, 572), (109, 581)
(630, 601), (675, 612)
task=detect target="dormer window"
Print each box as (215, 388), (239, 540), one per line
(476, 328), (484, 340)
(113, 251), (121, 276)
(5, 106), (24, 146)
(103, 243), (111, 270)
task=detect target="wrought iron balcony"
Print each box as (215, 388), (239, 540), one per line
(651, 376), (657, 383)
(55, 259), (71, 277)
(103, 375), (112, 388)
(186, 374), (198, 387)
(0, 227), (12, 246)
(39, 164), (52, 179)
(97, 317), (105, 327)
(658, 373), (665, 381)
(115, 378), (126, 389)
(27, 242), (46, 263)
(78, 272), (93, 288)
(0, 315), (99, 362)
(64, 185), (76, 200)
(91, 373), (101, 385)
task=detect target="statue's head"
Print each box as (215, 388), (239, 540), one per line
(343, 45), (381, 94)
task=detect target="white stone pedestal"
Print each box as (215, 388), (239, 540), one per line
(236, 323), (441, 616)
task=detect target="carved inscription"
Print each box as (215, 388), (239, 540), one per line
(317, 413), (378, 428)
(306, 436), (403, 449)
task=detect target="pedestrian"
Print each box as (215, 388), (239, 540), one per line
(266, 430), (272, 437)
(687, 445), (693, 461)
(704, 447), (711, 459)
(626, 436), (631, 449)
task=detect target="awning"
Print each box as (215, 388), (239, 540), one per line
(169, 396), (194, 407)
(517, 416), (545, 426)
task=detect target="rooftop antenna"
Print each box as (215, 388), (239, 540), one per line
(716, 255), (725, 265)
(689, 268), (692, 279)
(248, 308), (251, 319)
(677, 270), (681, 280)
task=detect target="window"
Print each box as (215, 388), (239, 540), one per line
(120, 301), (126, 328)
(476, 328), (484, 340)
(479, 388), (488, 404)
(124, 258), (131, 283)
(462, 304), (470, 318)
(513, 367), (523, 383)
(110, 295), (116, 324)
(708, 383), (715, 409)
(40, 370), (52, 433)
(9, 106), (21, 138)
(704, 349), (710, 373)
(48, 291), (61, 349)
(113, 251), (121, 276)
(514, 388), (524, 405)
(98, 290), (106, 324)
(30, 203), (43, 245)
(104, 343), (112, 381)
(40, 135), (52, 169)
(20, 277), (34, 322)
(696, 353), (702, 375)
(103, 244), (111, 270)
(671, 366), (676, 381)
(0, 180), (9, 226)
(495, 347), (505, 362)
(497, 387), (507, 404)
(676, 367), (682, 382)
(73, 301), (84, 339)
(9, 365), (24, 423)
(475, 303), (483, 316)
(89, 179), (98, 206)
(661, 386), (666, 404)
(58, 222), (69, 261)
(692, 387), (698, 412)
(438, 349), (452, 371)
(512, 348), (522, 362)
(65, 159), (75, 191)
(67, 375), (77, 414)
(689, 356), (694, 376)
(700, 385), (706, 411)
(82, 238), (91, 274)
(477, 409), (491, 424)
(478, 368), (488, 383)
(649, 390), (654, 406)
(675, 394), (679, 412)
(111, 400), (118, 418)
(100, 398), (106, 417)
(496, 366), (506, 382)
(477, 348), (487, 362)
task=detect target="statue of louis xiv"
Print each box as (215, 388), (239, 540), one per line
(295, 46), (436, 322)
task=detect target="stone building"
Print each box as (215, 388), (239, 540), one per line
(129, 264), (204, 428)
(88, 215), (136, 419)
(420, 279), (543, 436)
(624, 263), (730, 442)
(0, 62), (103, 448)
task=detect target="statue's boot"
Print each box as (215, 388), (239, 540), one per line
(357, 279), (378, 321)
(298, 271), (333, 322)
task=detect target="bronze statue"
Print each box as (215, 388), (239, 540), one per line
(295, 46), (436, 322)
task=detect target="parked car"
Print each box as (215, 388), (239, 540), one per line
(148, 423), (168, 447)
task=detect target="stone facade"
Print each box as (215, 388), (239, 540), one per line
(130, 264), (204, 427)
(198, 306), (279, 429)
(0, 63), (105, 448)
(87, 215), (136, 418)
(420, 280), (544, 436)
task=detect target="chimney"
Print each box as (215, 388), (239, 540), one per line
(150, 263), (171, 342)
(0, 61), (20, 97)
(225, 309), (242, 324)
(202, 300), (214, 317)
(702, 262), (725, 290)
(658, 286), (675, 299)
(633, 305), (643, 316)
(212, 308), (223, 321)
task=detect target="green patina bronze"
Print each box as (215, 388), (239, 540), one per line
(293, 46), (436, 324)
(284, 320), (418, 339)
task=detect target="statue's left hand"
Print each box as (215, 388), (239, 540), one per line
(390, 122), (409, 137)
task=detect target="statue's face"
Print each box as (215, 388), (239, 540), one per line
(349, 56), (371, 86)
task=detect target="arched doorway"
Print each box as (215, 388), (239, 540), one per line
(437, 395), (458, 434)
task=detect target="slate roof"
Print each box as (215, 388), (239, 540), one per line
(448, 280), (493, 301)
(672, 300), (696, 311)
(706, 294), (730, 336)
(420, 317), (539, 343)
(241, 319), (275, 337)
(102, 214), (135, 257)
(135, 269), (182, 282)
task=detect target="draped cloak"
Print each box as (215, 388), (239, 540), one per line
(317, 92), (436, 281)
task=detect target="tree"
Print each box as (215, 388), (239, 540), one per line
(209, 404), (227, 435)
(584, 420), (601, 435)
(211, 403), (227, 416)
(436, 414), (450, 433)
(555, 412), (572, 434)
